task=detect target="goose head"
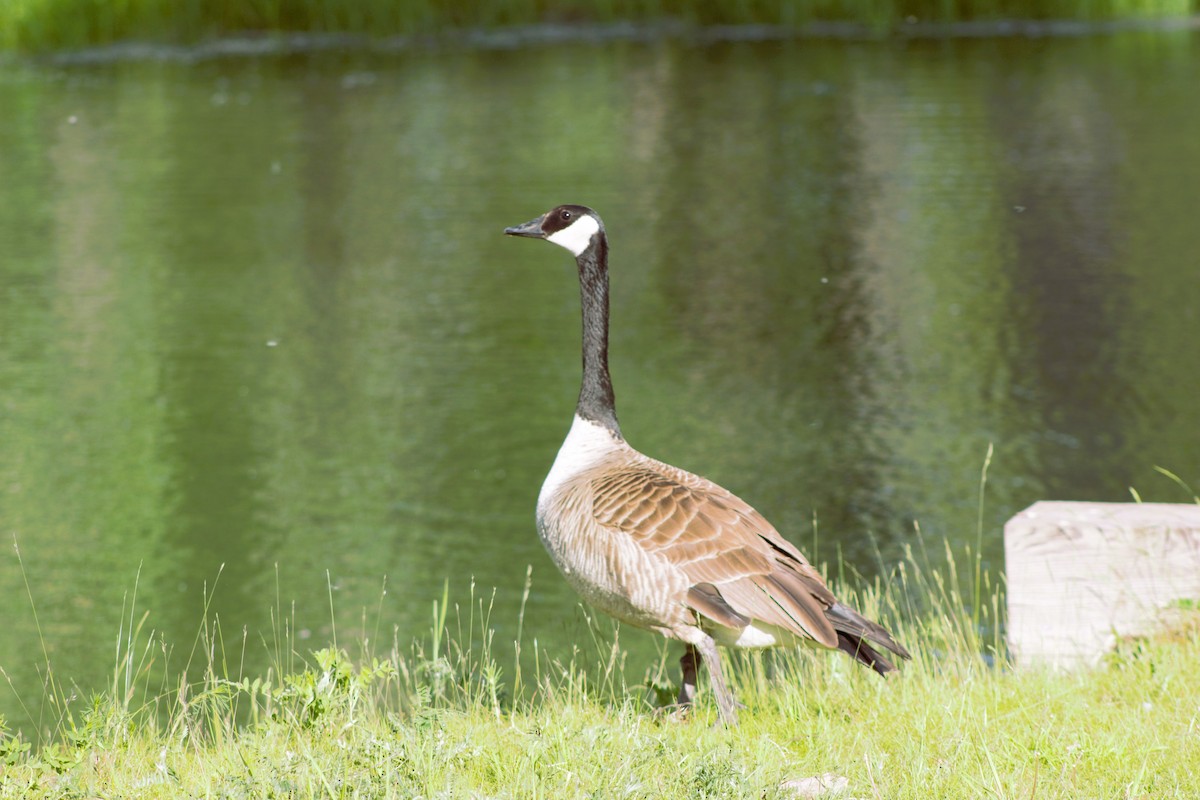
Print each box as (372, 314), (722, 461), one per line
(504, 205), (603, 257)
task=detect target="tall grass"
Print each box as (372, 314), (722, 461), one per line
(0, 444), (1183, 795)
(2, 0), (1196, 52)
(2, 533), (1198, 797)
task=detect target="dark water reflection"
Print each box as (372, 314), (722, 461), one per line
(2, 33), (1199, 732)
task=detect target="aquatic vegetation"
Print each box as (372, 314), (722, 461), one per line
(2, 0), (1196, 52)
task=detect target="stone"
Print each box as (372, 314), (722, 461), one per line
(1005, 501), (1200, 667)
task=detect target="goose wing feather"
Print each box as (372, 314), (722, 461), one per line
(591, 463), (839, 647)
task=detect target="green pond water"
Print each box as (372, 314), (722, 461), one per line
(2, 30), (1199, 734)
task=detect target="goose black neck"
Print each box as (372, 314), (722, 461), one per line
(576, 235), (621, 437)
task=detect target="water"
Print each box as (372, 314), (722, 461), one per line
(2, 32), (1199, 734)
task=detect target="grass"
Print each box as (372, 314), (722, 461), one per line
(1, 547), (1198, 799)
(2, 0), (1197, 52)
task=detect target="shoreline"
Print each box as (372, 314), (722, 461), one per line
(6, 15), (1199, 67)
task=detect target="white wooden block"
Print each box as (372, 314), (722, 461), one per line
(1005, 501), (1200, 668)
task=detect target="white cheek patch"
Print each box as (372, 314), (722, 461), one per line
(546, 214), (600, 257)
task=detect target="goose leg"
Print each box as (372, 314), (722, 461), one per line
(677, 645), (700, 707)
(694, 636), (738, 727)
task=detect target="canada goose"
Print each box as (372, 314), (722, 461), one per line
(504, 205), (910, 725)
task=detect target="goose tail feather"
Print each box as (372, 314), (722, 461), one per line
(825, 602), (911, 675)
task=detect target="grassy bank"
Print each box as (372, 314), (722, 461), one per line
(2, 0), (1197, 51)
(1, 559), (1197, 799)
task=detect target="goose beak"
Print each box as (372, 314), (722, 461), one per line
(504, 215), (546, 239)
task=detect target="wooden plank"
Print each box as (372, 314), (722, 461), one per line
(1004, 501), (1200, 668)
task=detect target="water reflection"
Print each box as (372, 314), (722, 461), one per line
(991, 53), (1134, 502)
(1, 33), (1199, 735)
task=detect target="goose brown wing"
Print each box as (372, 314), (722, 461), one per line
(591, 464), (839, 647)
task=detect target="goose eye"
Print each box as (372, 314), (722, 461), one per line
(561, 210), (572, 221)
